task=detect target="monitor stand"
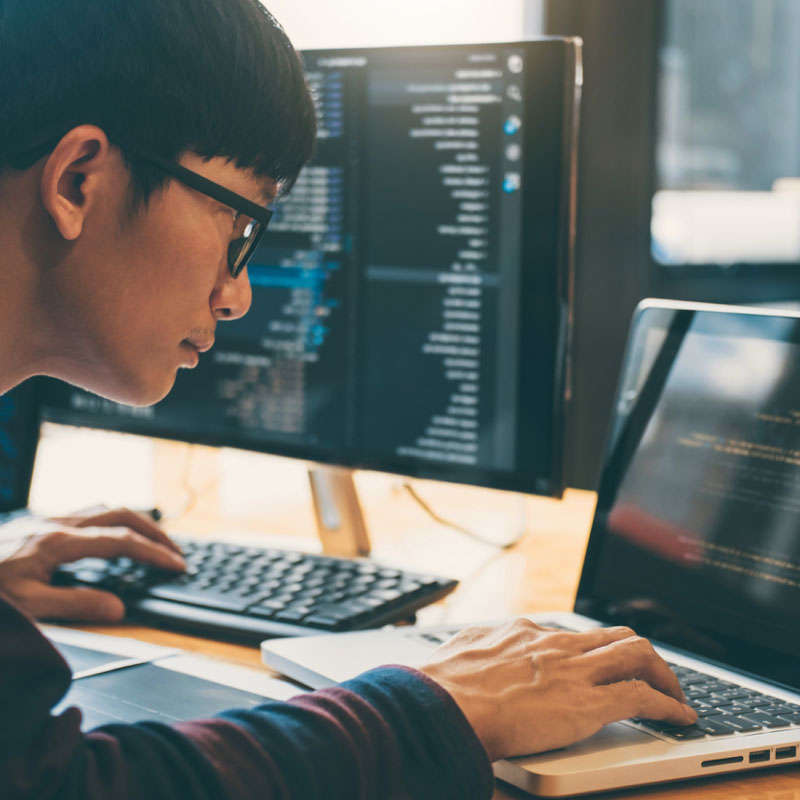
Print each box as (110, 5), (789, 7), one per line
(307, 465), (371, 557)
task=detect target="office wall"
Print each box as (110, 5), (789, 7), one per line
(262, 0), (541, 49)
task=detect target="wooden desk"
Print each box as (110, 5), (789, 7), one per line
(61, 467), (799, 800)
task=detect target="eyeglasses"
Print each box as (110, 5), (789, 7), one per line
(9, 138), (273, 278)
(128, 147), (272, 278)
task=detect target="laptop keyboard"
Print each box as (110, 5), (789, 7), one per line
(636, 663), (800, 739)
(53, 537), (458, 642)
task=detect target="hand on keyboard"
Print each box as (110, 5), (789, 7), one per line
(419, 619), (697, 761)
(0, 507), (185, 622)
(53, 537), (458, 641)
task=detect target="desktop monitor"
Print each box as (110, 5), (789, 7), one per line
(40, 38), (582, 550)
(0, 381), (40, 513)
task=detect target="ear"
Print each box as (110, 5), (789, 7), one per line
(39, 125), (113, 241)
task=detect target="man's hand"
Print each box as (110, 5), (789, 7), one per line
(0, 507), (185, 622)
(419, 618), (697, 761)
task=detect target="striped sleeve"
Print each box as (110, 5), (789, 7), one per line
(0, 595), (493, 799)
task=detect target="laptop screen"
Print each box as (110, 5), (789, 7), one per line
(576, 302), (800, 693)
(0, 380), (40, 513)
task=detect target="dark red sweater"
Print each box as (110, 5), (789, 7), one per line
(0, 595), (493, 799)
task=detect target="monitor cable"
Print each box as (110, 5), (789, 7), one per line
(401, 481), (528, 549)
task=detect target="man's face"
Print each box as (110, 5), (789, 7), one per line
(43, 151), (273, 406)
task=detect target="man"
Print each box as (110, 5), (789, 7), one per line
(0, 1), (697, 798)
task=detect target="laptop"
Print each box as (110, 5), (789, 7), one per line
(262, 299), (800, 796)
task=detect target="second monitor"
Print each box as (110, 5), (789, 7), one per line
(42, 38), (581, 544)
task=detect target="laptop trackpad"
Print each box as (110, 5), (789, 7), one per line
(508, 722), (658, 768)
(562, 722), (654, 754)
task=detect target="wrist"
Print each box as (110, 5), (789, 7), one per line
(417, 664), (498, 760)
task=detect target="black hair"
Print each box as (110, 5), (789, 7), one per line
(0, 0), (317, 205)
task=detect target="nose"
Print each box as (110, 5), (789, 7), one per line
(211, 266), (252, 321)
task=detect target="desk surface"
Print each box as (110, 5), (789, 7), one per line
(62, 462), (799, 800)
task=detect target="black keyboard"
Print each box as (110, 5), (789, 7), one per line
(635, 663), (800, 739)
(53, 537), (458, 642)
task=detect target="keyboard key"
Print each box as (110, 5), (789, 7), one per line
(370, 589), (405, 602)
(762, 705), (800, 717)
(677, 674), (709, 686)
(685, 687), (714, 701)
(635, 719), (675, 732)
(304, 614), (348, 630)
(147, 585), (250, 613)
(71, 569), (109, 585)
(248, 605), (280, 619)
(697, 681), (733, 693)
(711, 689), (752, 702)
(738, 712), (791, 729)
(695, 706), (727, 717)
(742, 693), (773, 707)
(694, 717), (739, 736)
(703, 714), (763, 733)
(249, 597), (287, 610)
(312, 601), (370, 619)
(274, 609), (308, 623)
(663, 726), (708, 740)
(377, 568), (402, 579)
(706, 703), (755, 716)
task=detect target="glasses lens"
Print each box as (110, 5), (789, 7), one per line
(227, 221), (264, 278)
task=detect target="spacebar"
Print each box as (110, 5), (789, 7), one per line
(146, 585), (250, 613)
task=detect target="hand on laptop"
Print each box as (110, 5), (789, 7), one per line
(0, 507), (185, 622)
(420, 618), (697, 761)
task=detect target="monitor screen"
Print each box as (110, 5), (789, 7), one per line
(0, 381), (40, 513)
(41, 39), (580, 496)
(576, 302), (800, 690)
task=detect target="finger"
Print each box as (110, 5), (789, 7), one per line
(527, 625), (639, 656)
(502, 617), (552, 636)
(41, 529), (186, 572)
(29, 585), (126, 623)
(72, 508), (182, 554)
(566, 625), (639, 651)
(49, 504), (110, 526)
(582, 636), (685, 702)
(601, 680), (697, 727)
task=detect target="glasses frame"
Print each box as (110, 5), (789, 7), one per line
(9, 137), (273, 278)
(129, 146), (273, 278)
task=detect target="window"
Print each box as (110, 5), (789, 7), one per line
(262, 0), (541, 49)
(652, 0), (800, 266)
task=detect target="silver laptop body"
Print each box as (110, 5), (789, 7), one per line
(263, 300), (800, 796)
